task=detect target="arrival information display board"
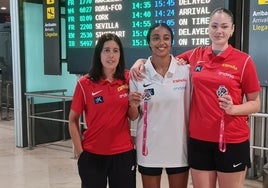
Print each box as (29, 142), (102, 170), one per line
(249, 1), (268, 86)
(66, 0), (224, 74)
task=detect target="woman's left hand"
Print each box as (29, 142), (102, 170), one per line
(128, 92), (143, 108)
(175, 57), (188, 65)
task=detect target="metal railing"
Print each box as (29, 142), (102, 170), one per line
(248, 112), (268, 182)
(0, 80), (13, 120)
(25, 89), (72, 149)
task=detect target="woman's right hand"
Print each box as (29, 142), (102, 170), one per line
(130, 58), (147, 81)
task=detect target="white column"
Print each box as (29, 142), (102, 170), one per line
(10, 0), (23, 147)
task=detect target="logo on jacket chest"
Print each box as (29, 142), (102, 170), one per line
(94, 96), (104, 104)
(194, 65), (203, 72)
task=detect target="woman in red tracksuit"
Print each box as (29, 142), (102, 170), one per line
(69, 33), (136, 188)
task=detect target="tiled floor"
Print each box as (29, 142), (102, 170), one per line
(0, 119), (264, 188)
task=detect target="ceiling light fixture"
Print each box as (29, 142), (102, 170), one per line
(1, 7), (7, 10)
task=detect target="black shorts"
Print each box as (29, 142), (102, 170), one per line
(78, 149), (136, 188)
(138, 165), (189, 176)
(188, 138), (251, 172)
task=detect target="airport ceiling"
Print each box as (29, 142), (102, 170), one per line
(0, 0), (10, 14)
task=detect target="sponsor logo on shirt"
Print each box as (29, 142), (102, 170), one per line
(117, 84), (129, 92)
(143, 83), (152, 87)
(92, 90), (103, 96)
(173, 78), (187, 83)
(194, 65), (203, 72)
(94, 96), (104, 104)
(173, 86), (186, 91)
(119, 93), (128, 98)
(222, 63), (238, 70)
(218, 71), (234, 79)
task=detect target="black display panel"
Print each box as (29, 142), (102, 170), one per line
(43, 0), (61, 75)
(248, 1), (268, 86)
(66, 0), (225, 74)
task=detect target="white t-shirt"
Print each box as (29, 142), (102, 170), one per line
(130, 55), (191, 167)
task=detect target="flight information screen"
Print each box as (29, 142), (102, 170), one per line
(66, 0), (225, 74)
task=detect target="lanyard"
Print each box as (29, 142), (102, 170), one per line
(219, 111), (226, 152)
(142, 89), (151, 156)
(216, 85), (228, 153)
(142, 101), (148, 156)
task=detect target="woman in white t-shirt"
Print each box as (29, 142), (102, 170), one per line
(128, 23), (191, 188)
